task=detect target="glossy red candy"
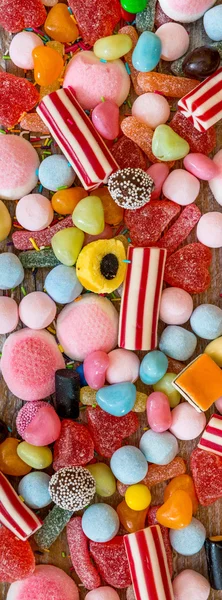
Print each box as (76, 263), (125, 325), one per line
(0, 0), (46, 32)
(86, 406), (139, 458)
(53, 420), (94, 471)
(0, 72), (39, 128)
(164, 242), (212, 294)
(190, 448), (222, 506)
(90, 536), (131, 588)
(125, 200), (181, 246)
(68, 0), (121, 45)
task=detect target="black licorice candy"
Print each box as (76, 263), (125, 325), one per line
(55, 369), (80, 419)
(205, 536), (222, 590)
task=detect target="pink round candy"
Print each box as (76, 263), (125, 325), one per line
(160, 287), (193, 325)
(147, 163), (170, 200)
(209, 149), (222, 206)
(173, 569), (210, 600)
(85, 588), (120, 600)
(132, 93), (170, 129)
(215, 397), (222, 413)
(9, 32), (43, 70)
(19, 292), (56, 330)
(0, 297), (19, 334)
(156, 23), (189, 61)
(83, 350), (110, 390)
(92, 100), (119, 140)
(170, 403), (206, 441)
(163, 169), (200, 206)
(16, 194), (54, 231)
(147, 392), (172, 432)
(106, 349), (140, 384)
(184, 153), (219, 181)
(158, 0), (215, 23)
(197, 212), (222, 248)
(6, 565), (79, 600)
(16, 401), (61, 446)
(0, 135), (39, 201)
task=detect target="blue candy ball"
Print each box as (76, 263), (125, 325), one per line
(18, 472), (51, 509)
(132, 31), (162, 72)
(170, 518), (206, 556)
(82, 503), (119, 542)
(38, 155), (76, 191)
(0, 253), (24, 290)
(190, 304), (222, 340)
(110, 445), (148, 485)
(45, 264), (83, 304)
(96, 382), (136, 416)
(159, 325), (197, 361)
(140, 350), (168, 385)
(139, 430), (178, 465)
(204, 6), (222, 41)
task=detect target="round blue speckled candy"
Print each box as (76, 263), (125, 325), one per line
(190, 304), (222, 340)
(159, 326), (197, 361)
(110, 445), (148, 485)
(82, 503), (119, 542)
(45, 265), (83, 304)
(204, 6), (222, 41)
(0, 253), (24, 290)
(139, 430), (178, 465)
(18, 472), (51, 509)
(170, 518), (206, 556)
(38, 155), (76, 192)
(140, 350), (168, 385)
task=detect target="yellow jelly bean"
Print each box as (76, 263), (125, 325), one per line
(87, 463), (116, 497)
(125, 484), (151, 511)
(205, 337), (222, 367)
(0, 200), (11, 242)
(94, 34), (132, 61)
(17, 441), (52, 469)
(72, 196), (104, 235)
(153, 373), (180, 408)
(51, 227), (84, 266)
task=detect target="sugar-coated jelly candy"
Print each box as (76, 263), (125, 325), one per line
(96, 383), (136, 417)
(156, 23), (189, 61)
(16, 194), (53, 232)
(0, 297), (18, 335)
(68, 0), (121, 46)
(170, 111), (216, 155)
(110, 446), (148, 485)
(191, 447), (222, 506)
(16, 400), (61, 446)
(157, 490), (193, 529)
(89, 536), (131, 588)
(86, 588), (120, 600)
(132, 93), (170, 129)
(82, 503), (120, 542)
(164, 242), (212, 295)
(121, 0), (147, 12)
(153, 373), (180, 408)
(132, 31), (162, 72)
(18, 472), (51, 509)
(32, 46), (63, 86)
(164, 474), (198, 514)
(92, 101), (119, 140)
(170, 402), (206, 441)
(20, 112), (50, 134)
(0, 526), (35, 583)
(0, 0), (46, 32)
(94, 34), (132, 60)
(52, 187), (88, 215)
(152, 125), (190, 161)
(160, 287), (193, 325)
(9, 31), (43, 70)
(0, 200), (11, 242)
(84, 351), (109, 390)
(173, 569), (210, 600)
(72, 196), (104, 235)
(139, 430), (178, 465)
(53, 420), (94, 470)
(147, 392), (172, 432)
(6, 564), (79, 600)
(87, 463), (116, 497)
(117, 500), (148, 533)
(140, 350), (168, 385)
(0, 438), (31, 476)
(45, 4), (79, 43)
(138, 71), (199, 98)
(52, 227), (84, 266)
(17, 441), (53, 469)
(55, 371), (80, 420)
(67, 516), (101, 590)
(170, 517), (206, 556)
(125, 484), (151, 511)
(183, 46), (220, 80)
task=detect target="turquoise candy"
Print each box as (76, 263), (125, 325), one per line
(140, 350), (168, 385)
(110, 445), (148, 485)
(170, 518), (206, 556)
(96, 382), (136, 416)
(0, 253), (24, 290)
(159, 325), (197, 361)
(18, 472), (51, 509)
(132, 31), (162, 72)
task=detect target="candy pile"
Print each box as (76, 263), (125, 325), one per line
(1, 0), (222, 599)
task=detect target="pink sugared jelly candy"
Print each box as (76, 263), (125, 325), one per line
(106, 349), (140, 384)
(92, 100), (119, 140)
(0, 526), (35, 583)
(84, 351), (110, 390)
(6, 565), (79, 600)
(19, 291), (56, 330)
(147, 392), (172, 433)
(1, 328), (65, 401)
(53, 420), (94, 470)
(163, 169), (200, 206)
(85, 588), (120, 600)
(147, 163), (169, 200)
(0, 297), (19, 334)
(184, 153), (219, 181)
(16, 401), (61, 446)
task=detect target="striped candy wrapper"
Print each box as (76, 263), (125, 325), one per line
(0, 472), (42, 541)
(178, 67), (222, 131)
(124, 525), (174, 600)
(37, 87), (119, 190)
(198, 413), (222, 456)
(118, 247), (167, 351)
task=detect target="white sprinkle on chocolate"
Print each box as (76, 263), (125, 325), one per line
(49, 467), (96, 511)
(108, 168), (154, 210)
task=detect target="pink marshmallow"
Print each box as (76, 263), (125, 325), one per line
(0, 297), (19, 334)
(6, 565), (79, 600)
(158, 0), (216, 23)
(16, 194), (54, 231)
(0, 135), (39, 201)
(19, 292), (56, 330)
(106, 349), (140, 384)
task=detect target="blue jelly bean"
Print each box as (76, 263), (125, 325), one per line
(140, 350), (168, 385)
(132, 31), (162, 72)
(159, 326), (197, 361)
(204, 6), (222, 41)
(0, 253), (24, 290)
(18, 472), (51, 509)
(170, 518), (206, 556)
(96, 382), (136, 417)
(75, 363), (88, 387)
(82, 503), (119, 542)
(110, 445), (148, 485)
(45, 264), (83, 304)
(190, 304), (222, 340)
(139, 430), (178, 465)
(38, 155), (76, 192)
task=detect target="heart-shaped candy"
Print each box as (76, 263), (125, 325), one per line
(90, 536), (131, 588)
(53, 420), (94, 471)
(0, 0), (46, 32)
(152, 124), (190, 162)
(0, 73), (39, 128)
(164, 242), (212, 294)
(125, 200), (181, 246)
(156, 490), (193, 529)
(191, 448), (222, 506)
(0, 527), (35, 582)
(87, 406), (139, 458)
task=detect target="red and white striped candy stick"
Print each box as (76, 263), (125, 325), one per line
(178, 67), (222, 132)
(118, 247), (167, 351)
(0, 472), (42, 541)
(198, 413), (222, 456)
(37, 87), (119, 191)
(124, 525), (174, 600)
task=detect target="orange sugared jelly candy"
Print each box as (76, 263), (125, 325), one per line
(164, 474), (198, 514)
(121, 116), (174, 168)
(156, 490), (193, 529)
(32, 46), (63, 86)
(119, 25), (143, 96)
(91, 187), (124, 226)
(45, 4), (79, 44)
(173, 353), (222, 412)
(137, 72), (200, 98)
(0, 438), (31, 476)
(117, 500), (148, 533)
(52, 188), (88, 215)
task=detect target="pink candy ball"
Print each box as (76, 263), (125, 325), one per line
(158, 0), (216, 23)
(184, 153), (219, 181)
(197, 212), (222, 248)
(163, 169), (200, 206)
(6, 565), (79, 600)
(106, 349), (140, 384)
(84, 350), (110, 390)
(173, 569), (210, 600)
(170, 403), (206, 441)
(156, 23), (189, 61)
(16, 401), (61, 446)
(215, 396), (222, 414)
(147, 163), (169, 200)
(9, 32), (43, 70)
(132, 93), (170, 129)
(160, 287), (193, 325)
(92, 100), (119, 140)
(147, 392), (172, 432)
(0, 297), (19, 334)
(0, 135), (39, 201)
(16, 194), (54, 231)
(209, 149), (222, 206)
(85, 588), (120, 600)
(19, 292), (56, 330)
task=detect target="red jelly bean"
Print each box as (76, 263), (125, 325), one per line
(86, 406), (139, 458)
(0, 72), (39, 128)
(53, 420), (94, 471)
(0, 526), (35, 582)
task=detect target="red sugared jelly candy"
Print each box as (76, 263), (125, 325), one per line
(53, 420), (94, 471)
(0, 72), (39, 128)
(125, 200), (181, 247)
(90, 536), (131, 588)
(170, 111), (216, 156)
(190, 448), (222, 506)
(164, 242), (212, 294)
(147, 506), (173, 577)
(67, 517), (101, 590)
(86, 406), (139, 458)
(0, 526), (35, 582)
(68, 0), (121, 46)
(156, 204), (201, 256)
(0, 0), (46, 32)
(111, 136), (147, 171)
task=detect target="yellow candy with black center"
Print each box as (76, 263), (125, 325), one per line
(76, 239), (126, 294)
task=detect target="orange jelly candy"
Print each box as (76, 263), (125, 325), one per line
(32, 46), (64, 86)
(137, 72), (199, 98)
(52, 188), (88, 215)
(91, 187), (124, 225)
(45, 4), (79, 44)
(156, 490), (193, 529)
(0, 438), (31, 476)
(121, 116), (174, 168)
(117, 500), (148, 533)
(164, 474), (198, 514)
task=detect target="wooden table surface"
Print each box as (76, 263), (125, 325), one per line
(1, 3), (222, 599)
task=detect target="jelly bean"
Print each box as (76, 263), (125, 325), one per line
(184, 152), (219, 181)
(38, 155), (75, 192)
(125, 484), (151, 511)
(17, 441), (53, 469)
(0, 200), (11, 242)
(82, 503), (119, 542)
(132, 31), (162, 72)
(52, 188), (88, 215)
(159, 326), (197, 361)
(0, 253), (24, 291)
(170, 402), (206, 441)
(44, 4), (79, 43)
(0, 438), (31, 476)
(153, 373), (180, 408)
(32, 46), (63, 86)
(92, 100), (119, 140)
(45, 264), (83, 304)
(0, 297), (18, 335)
(0, 420), (8, 444)
(197, 212), (222, 248)
(173, 569), (210, 600)
(84, 351), (109, 390)
(160, 287), (193, 325)
(86, 463), (116, 497)
(96, 382), (136, 417)
(140, 430), (178, 465)
(147, 392), (172, 433)
(152, 125), (190, 161)
(163, 169), (200, 206)
(183, 46), (220, 80)
(132, 93), (170, 129)
(9, 31), (43, 70)
(91, 187), (123, 225)
(18, 472), (51, 509)
(156, 23), (189, 61)
(16, 193), (54, 231)
(51, 227), (84, 266)
(164, 474), (198, 514)
(121, 0), (147, 12)
(156, 490), (193, 529)
(146, 163), (170, 199)
(117, 500), (148, 533)
(86, 587), (120, 600)
(72, 196), (104, 235)
(106, 349), (140, 384)
(140, 350), (168, 385)
(110, 446), (148, 485)
(170, 517), (206, 555)
(205, 336), (222, 367)
(204, 5), (222, 41)
(94, 34), (132, 60)
(19, 291), (56, 330)
(190, 304), (222, 339)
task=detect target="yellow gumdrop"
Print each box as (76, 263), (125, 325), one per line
(94, 34), (132, 60)
(205, 337), (222, 367)
(80, 386), (97, 406)
(51, 227), (84, 266)
(87, 463), (116, 497)
(0, 200), (11, 242)
(125, 484), (151, 511)
(17, 442), (52, 469)
(153, 373), (180, 408)
(72, 196), (104, 235)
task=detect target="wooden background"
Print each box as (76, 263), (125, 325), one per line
(1, 2), (222, 598)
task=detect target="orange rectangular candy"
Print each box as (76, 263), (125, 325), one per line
(172, 354), (222, 412)
(137, 72), (200, 98)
